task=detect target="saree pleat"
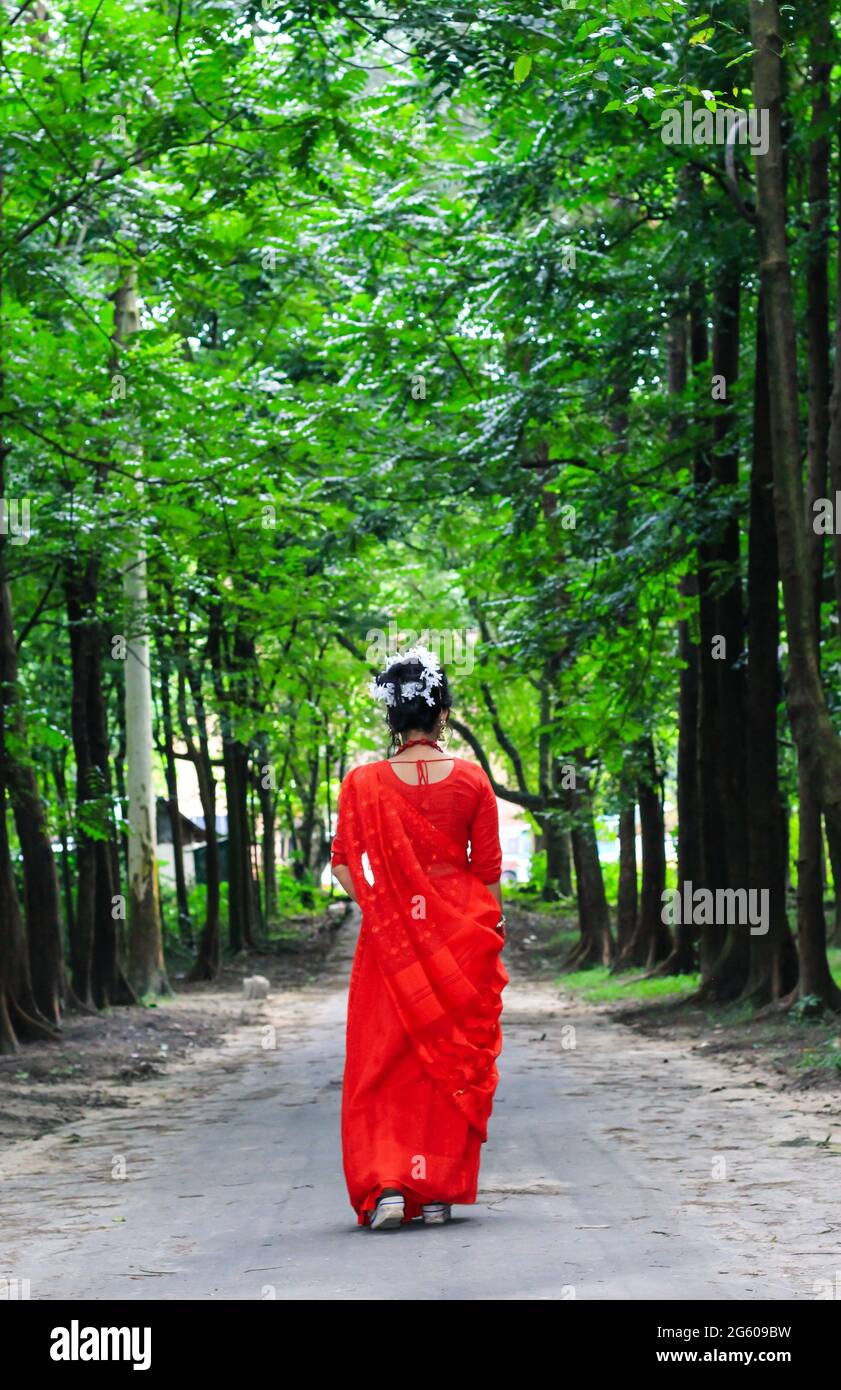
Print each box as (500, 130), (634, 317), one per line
(338, 763), (508, 1224)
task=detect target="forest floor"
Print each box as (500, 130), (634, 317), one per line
(1, 905), (840, 1299)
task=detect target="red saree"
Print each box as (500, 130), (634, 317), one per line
(335, 761), (508, 1224)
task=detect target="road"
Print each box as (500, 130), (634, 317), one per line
(2, 919), (839, 1301)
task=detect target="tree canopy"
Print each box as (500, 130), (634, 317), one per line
(3, 0), (841, 1047)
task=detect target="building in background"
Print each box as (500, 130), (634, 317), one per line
(155, 798), (207, 889)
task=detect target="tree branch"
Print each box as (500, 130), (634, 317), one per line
(449, 716), (549, 811)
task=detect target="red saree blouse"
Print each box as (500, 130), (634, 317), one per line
(332, 757), (508, 1224)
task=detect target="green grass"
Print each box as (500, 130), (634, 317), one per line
(504, 885), (577, 914)
(559, 965), (699, 1005)
(795, 1037), (841, 1074)
(541, 926), (579, 951)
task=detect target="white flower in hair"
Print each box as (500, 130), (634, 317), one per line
(400, 645), (442, 681)
(368, 676), (395, 707)
(397, 645), (443, 705)
(368, 644), (445, 709)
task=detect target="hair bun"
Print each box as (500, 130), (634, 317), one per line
(368, 647), (451, 742)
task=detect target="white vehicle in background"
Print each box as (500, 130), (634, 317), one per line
(498, 801), (533, 885)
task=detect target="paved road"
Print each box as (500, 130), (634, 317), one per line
(2, 921), (839, 1300)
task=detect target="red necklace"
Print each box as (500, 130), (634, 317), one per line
(393, 737), (442, 755)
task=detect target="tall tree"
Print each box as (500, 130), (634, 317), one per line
(115, 269), (169, 996)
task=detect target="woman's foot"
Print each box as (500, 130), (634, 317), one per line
(421, 1202), (451, 1225)
(370, 1191), (405, 1231)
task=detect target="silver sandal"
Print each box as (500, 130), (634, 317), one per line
(421, 1202), (451, 1225)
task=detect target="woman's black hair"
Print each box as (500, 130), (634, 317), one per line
(372, 655), (452, 748)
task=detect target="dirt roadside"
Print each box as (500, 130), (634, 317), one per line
(0, 909), (348, 1158)
(504, 901), (841, 1112)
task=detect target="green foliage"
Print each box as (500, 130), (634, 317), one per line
(796, 1039), (841, 1075)
(2, 0), (838, 995)
(270, 866), (333, 923)
(789, 994), (831, 1024)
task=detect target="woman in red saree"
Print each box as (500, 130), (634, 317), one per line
(331, 647), (508, 1230)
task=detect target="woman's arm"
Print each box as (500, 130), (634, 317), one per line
(330, 771), (357, 901)
(486, 879), (503, 912)
(332, 863), (357, 903)
(487, 880), (505, 936)
(468, 774), (503, 893)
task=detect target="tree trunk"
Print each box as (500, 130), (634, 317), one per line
(824, 813), (841, 945)
(743, 301), (798, 1002)
(539, 814), (572, 899)
(797, 16), (833, 986)
(1, 580), (64, 1025)
(51, 750), (75, 942)
(536, 668), (570, 900)
(0, 772), (52, 1049)
(123, 545), (167, 996)
(711, 270), (748, 893)
(116, 270), (168, 997)
(565, 765), (613, 968)
(220, 738), (257, 948)
(255, 732), (277, 922)
(673, 583), (701, 973)
(247, 756), (264, 934)
(618, 742), (669, 969)
(294, 746), (321, 910)
(638, 745), (670, 970)
(159, 640), (192, 944)
(180, 660), (220, 981)
(817, 13), (841, 956)
(691, 277), (728, 975)
(64, 571), (97, 1008)
(113, 690), (129, 883)
(0, 581), (61, 1049)
(805, 10), (832, 633)
(616, 802), (637, 953)
(239, 741), (259, 940)
(751, 0), (841, 1009)
(0, 785), (25, 1052)
(64, 565), (134, 1010)
(829, 100), (841, 628)
(695, 272), (751, 1001)
(207, 605), (259, 950)
(89, 640), (133, 1009)
(666, 314), (700, 975)
(797, 758), (830, 999)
